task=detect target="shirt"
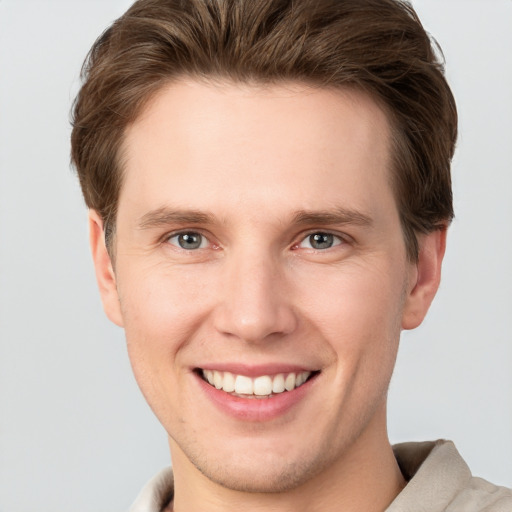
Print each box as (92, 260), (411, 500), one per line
(129, 440), (512, 511)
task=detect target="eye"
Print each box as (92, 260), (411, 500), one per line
(167, 231), (208, 250)
(298, 232), (342, 250)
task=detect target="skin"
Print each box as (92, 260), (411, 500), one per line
(89, 80), (446, 512)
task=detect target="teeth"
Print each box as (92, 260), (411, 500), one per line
(235, 375), (253, 394)
(284, 373), (296, 391)
(223, 371), (235, 392)
(272, 374), (285, 393)
(202, 370), (312, 396)
(253, 376), (272, 396)
(296, 372), (307, 387)
(213, 370), (223, 389)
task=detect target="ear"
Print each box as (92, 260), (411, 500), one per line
(402, 228), (447, 330)
(88, 210), (124, 327)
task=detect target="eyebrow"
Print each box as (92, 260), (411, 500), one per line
(292, 208), (373, 227)
(137, 207), (215, 229)
(137, 206), (373, 230)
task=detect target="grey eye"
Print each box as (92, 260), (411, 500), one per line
(310, 233), (334, 249)
(168, 232), (206, 250)
(299, 232), (341, 250)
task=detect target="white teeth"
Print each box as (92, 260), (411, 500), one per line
(284, 373), (296, 391)
(235, 375), (253, 394)
(296, 371), (308, 387)
(222, 371), (235, 392)
(213, 370), (223, 389)
(272, 374), (285, 393)
(253, 376), (273, 396)
(202, 370), (312, 396)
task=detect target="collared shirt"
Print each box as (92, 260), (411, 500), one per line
(129, 440), (512, 512)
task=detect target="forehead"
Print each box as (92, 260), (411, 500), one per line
(119, 79), (396, 224)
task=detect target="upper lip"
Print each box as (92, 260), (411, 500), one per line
(195, 363), (320, 377)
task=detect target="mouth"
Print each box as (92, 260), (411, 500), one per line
(196, 368), (319, 399)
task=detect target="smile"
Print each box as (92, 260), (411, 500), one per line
(201, 369), (314, 398)
(195, 366), (321, 421)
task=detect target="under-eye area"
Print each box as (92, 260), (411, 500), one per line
(196, 369), (320, 399)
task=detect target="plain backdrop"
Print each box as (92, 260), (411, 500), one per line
(0, 1), (511, 511)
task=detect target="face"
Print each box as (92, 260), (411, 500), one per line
(91, 80), (443, 493)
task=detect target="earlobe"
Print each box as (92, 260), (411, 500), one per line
(401, 228), (447, 330)
(88, 210), (124, 327)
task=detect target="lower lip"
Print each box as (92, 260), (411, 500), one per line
(195, 372), (318, 422)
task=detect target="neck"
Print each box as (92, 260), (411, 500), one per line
(168, 407), (405, 512)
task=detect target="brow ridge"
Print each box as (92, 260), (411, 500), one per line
(292, 208), (373, 227)
(138, 207), (214, 229)
(137, 206), (373, 230)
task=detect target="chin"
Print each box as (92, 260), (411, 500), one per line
(180, 434), (335, 494)
(197, 455), (324, 493)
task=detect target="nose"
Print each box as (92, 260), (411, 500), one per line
(212, 250), (298, 343)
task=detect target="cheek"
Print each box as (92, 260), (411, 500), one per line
(119, 262), (212, 335)
(116, 264), (212, 387)
(296, 260), (406, 386)
(299, 261), (405, 337)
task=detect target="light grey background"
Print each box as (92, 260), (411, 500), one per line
(0, 1), (510, 511)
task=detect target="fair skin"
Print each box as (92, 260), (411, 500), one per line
(90, 80), (445, 512)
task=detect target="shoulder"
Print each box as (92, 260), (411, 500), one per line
(128, 467), (174, 512)
(388, 440), (512, 512)
(448, 475), (512, 512)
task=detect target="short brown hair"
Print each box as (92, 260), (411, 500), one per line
(71, 0), (457, 260)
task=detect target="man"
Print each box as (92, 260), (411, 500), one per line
(70, 0), (511, 510)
